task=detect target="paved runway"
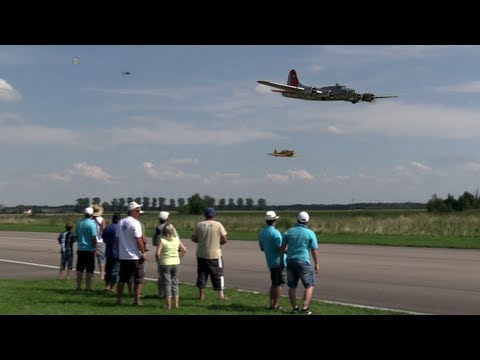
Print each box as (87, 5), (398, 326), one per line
(1, 231), (480, 314)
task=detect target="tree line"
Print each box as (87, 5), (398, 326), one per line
(7, 190), (480, 214)
(426, 191), (480, 212)
(70, 194), (268, 214)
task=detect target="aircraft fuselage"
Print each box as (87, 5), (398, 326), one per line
(282, 84), (362, 103)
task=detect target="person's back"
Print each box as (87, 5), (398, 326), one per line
(115, 202), (146, 306)
(157, 224), (187, 309)
(259, 224), (285, 268)
(159, 235), (181, 265)
(280, 211), (319, 315)
(75, 207), (98, 292)
(76, 217), (97, 252)
(194, 219), (226, 259)
(58, 223), (76, 280)
(258, 211), (286, 311)
(191, 207), (228, 301)
(103, 213), (121, 293)
(283, 224), (317, 264)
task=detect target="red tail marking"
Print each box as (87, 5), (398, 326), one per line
(288, 69), (299, 87)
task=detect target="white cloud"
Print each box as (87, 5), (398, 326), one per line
(265, 169), (315, 183)
(463, 161), (480, 172)
(265, 173), (290, 183)
(322, 45), (467, 59)
(35, 162), (113, 183)
(411, 161), (432, 172)
(71, 162), (113, 182)
(311, 64), (324, 72)
(0, 117), (78, 145)
(392, 165), (407, 174)
(433, 81), (480, 93)
(327, 125), (346, 135)
(168, 157), (199, 166)
(286, 169), (315, 181)
(298, 102), (480, 140)
(256, 83), (274, 94)
(0, 79), (21, 102)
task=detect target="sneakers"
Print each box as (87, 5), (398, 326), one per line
(292, 307), (312, 315)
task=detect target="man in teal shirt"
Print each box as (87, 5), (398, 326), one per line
(258, 210), (286, 311)
(280, 211), (319, 315)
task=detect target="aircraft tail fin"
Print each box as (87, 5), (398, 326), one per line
(287, 69), (302, 87)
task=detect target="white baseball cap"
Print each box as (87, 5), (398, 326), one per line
(128, 201), (144, 213)
(159, 211), (170, 220)
(84, 207), (94, 215)
(297, 211), (310, 223)
(264, 211), (279, 221)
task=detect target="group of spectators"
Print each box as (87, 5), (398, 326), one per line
(58, 203), (318, 314)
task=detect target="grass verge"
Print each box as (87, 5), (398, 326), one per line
(0, 279), (407, 315)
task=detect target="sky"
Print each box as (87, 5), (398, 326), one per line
(2, 45), (480, 207)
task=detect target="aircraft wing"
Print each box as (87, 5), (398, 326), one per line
(257, 80), (307, 94)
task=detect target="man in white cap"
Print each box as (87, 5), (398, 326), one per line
(115, 201), (146, 305)
(258, 210), (285, 311)
(152, 211), (178, 298)
(280, 211), (319, 315)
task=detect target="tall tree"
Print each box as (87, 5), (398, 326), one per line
(188, 193), (206, 214)
(218, 198), (226, 210)
(236, 197), (244, 210)
(92, 197), (101, 205)
(203, 195), (215, 208)
(142, 197), (150, 210)
(151, 198), (157, 210)
(245, 198), (254, 210)
(75, 198), (90, 212)
(158, 197), (166, 209)
(119, 198), (126, 212)
(257, 198), (267, 210)
(169, 199), (176, 209)
(177, 198), (186, 207)
(111, 198), (119, 211)
(228, 198), (235, 210)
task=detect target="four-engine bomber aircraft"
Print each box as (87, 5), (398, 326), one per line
(258, 69), (397, 104)
(267, 149), (301, 158)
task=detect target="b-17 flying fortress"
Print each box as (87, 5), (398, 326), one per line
(258, 69), (397, 104)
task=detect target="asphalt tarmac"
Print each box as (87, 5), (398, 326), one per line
(1, 231), (480, 314)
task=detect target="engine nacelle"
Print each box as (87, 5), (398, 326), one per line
(311, 87), (318, 94)
(328, 90), (334, 98)
(361, 93), (375, 102)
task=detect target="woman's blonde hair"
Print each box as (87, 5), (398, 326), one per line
(161, 224), (175, 239)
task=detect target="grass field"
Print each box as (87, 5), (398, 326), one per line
(2, 209), (480, 248)
(0, 279), (408, 315)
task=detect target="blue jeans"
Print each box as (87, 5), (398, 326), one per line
(286, 259), (315, 289)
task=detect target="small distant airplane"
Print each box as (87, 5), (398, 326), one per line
(258, 69), (397, 104)
(267, 149), (301, 158)
(72, 57), (79, 65)
(122, 72), (131, 75)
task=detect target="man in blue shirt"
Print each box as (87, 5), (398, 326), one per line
(258, 210), (286, 311)
(280, 211), (319, 315)
(75, 207), (98, 292)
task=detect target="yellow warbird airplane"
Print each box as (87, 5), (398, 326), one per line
(267, 149), (301, 158)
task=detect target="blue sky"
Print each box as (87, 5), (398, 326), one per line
(2, 45), (480, 206)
